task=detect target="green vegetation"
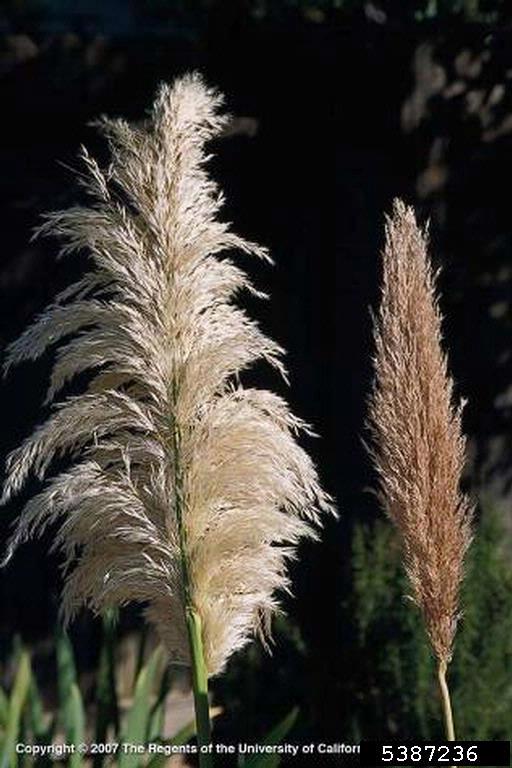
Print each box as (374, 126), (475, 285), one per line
(348, 506), (512, 739)
(0, 620), (175, 768)
(0, 616), (297, 767)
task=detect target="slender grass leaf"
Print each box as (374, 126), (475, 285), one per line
(0, 650), (31, 768)
(167, 719), (197, 748)
(119, 646), (164, 768)
(28, 675), (46, 740)
(134, 629), (148, 688)
(27, 664), (55, 768)
(146, 720), (197, 768)
(147, 663), (172, 742)
(56, 630), (77, 729)
(0, 689), (8, 730)
(67, 683), (85, 768)
(95, 611), (119, 765)
(148, 701), (165, 743)
(239, 708), (299, 768)
(55, 630), (85, 767)
(146, 707), (223, 768)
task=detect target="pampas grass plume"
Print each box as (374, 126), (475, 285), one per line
(1, 74), (333, 682)
(368, 199), (473, 738)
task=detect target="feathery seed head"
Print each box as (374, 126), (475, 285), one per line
(368, 199), (473, 665)
(2, 73), (334, 675)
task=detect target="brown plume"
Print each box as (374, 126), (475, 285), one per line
(368, 199), (473, 666)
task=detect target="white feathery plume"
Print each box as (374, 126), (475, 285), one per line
(1, 74), (333, 677)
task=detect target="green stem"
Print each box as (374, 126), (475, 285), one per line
(437, 661), (455, 741)
(186, 609), (213, 767)
(170, 381), (213, 767)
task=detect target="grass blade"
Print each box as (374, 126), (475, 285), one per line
(146, 720), (197, 768)
(239, 708), (299, 768)
(0, 650), (31, 768)
(145, 706), (222, 768)
(94, 611), (119, 766)
(0, 689), (9, 730)
(119, 646), (164, 768)
(55, 630), (85, 768)
(27, 664), (55, 768)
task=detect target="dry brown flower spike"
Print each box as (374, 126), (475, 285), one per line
(368, 199), (473, 739)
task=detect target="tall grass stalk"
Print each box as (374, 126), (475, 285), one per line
(368, 200), (473, 741)
(1, 74), (333, 760)
(437, 661), (455, 741)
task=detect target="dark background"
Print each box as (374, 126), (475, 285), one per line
(1, 0), (511, 755)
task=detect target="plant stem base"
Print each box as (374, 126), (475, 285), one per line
(186, 608), (213, 768)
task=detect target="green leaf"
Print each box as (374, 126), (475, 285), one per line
(239, 708), (299, 768)
(148, 701), (165, 743)
(147, 661), (172, 742)
(0, 688), (9, 729)
(0, 650), (31, 768)
(119, 646), (164, 768)
(56, 630), (77, 728)
(67, 684), (86, 768)
(27, 676), (46, 739)
(134, 629), (148, 688)
(168, 719), (196, 747)
(27, 666), (55, 767)
(146, 720), (197, 768)
(95, 610), (119, 760)
(55, 629), (85, 768)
